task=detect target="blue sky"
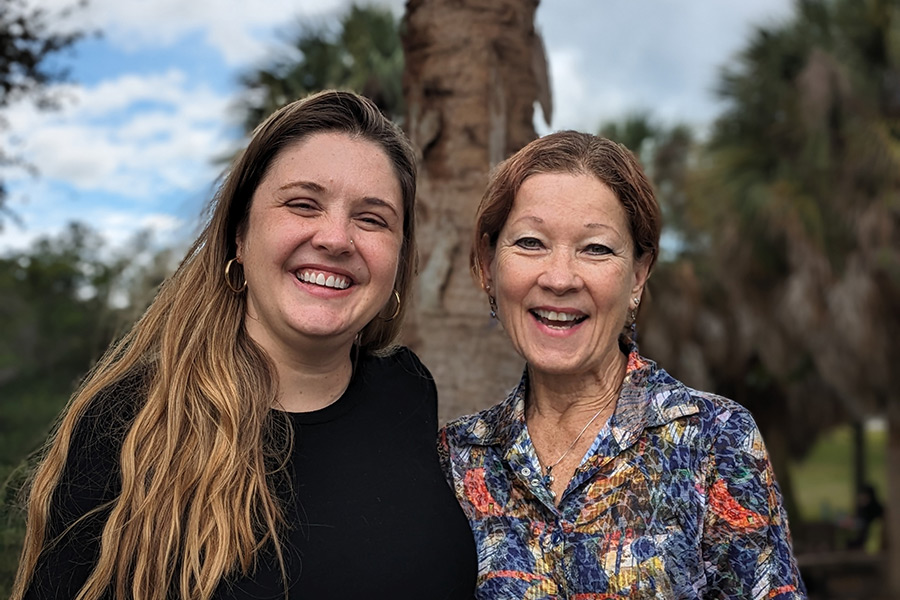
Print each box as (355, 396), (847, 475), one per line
(0, 0), (794, 256)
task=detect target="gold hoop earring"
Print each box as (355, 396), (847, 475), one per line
(383, 289), (401, 321)
(224, 258), (247, 293)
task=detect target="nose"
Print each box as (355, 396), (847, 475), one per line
(311, 216), (354, 255)
(536, 248), (583, 295)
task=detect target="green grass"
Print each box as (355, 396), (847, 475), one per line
(789, 422), (887, 552)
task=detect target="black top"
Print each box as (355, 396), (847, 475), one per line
(24, 348), (476, 599)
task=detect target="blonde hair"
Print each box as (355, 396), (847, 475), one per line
(12, 90), (418, 600)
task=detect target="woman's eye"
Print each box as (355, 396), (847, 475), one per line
(287, 199), (318, 211)
(357, 214), (389, 229)
(514, 237), (543, 250)
(585, 243), (612, 255)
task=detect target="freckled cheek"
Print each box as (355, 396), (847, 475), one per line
(365, 239), (403, 282)
(494, 264), (538, 307)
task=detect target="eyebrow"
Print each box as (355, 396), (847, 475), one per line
(510, 215), (616, 232)
(584, 222), (616, 232)
(510, 215), (545, 226)
(360, 196), (400, 217)
(278, 180), (400, 217)
(278, 180), (326, 194)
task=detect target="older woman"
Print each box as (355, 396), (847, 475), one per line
(14, 91), (476, 600)
(440, 131), (805, 599)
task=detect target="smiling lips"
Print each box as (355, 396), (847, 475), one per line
(531, 308), (587, 329)
(296, 269), (352, 290)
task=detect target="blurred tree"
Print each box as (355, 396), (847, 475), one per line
(0, 223), (125, 387)
(402, 0), (551, 422)
(238, 4), (404, 131)
(599, 114), (697, 258)
(680, 0), (900, 583)
(0, 0), (87, 222)
(0, 223), (174, 594)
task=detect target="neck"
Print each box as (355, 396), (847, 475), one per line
(526, 350), (627, 424)
(246, 323), (357, 412)
(272, 347), (355, 412)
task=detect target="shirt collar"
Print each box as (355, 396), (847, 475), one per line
(459, 349), (701, 454)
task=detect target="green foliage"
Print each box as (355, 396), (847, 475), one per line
(0, 0), (89, 219)
(599, 113), (698, 259)
(0, 0), (85, 108)
(0, 223), (127, 383)
(239, 4), (403, 131)
(702, 0), (900, 272)
(0, 222), (172, 592)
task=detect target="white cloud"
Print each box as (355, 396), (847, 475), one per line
(1, 70), (233, 200)
(535, 0), (795, 132)
(35, 0), (406, 66)
(93, 211), (187, 249)
(3, 0), (800, 260)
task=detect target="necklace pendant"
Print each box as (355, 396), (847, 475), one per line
(542, 465), (554, 486)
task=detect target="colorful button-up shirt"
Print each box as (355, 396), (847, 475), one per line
(439, 352), (806, 599)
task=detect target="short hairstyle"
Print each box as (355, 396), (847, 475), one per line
(223, 89), (418, 350)
(471, 130), (661, 282)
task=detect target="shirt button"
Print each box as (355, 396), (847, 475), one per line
(522, 467), (532, 476)
(531, 479), (541, 486)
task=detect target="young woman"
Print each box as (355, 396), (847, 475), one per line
(14, 90), (476, 600)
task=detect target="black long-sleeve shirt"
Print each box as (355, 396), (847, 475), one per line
(24, 348), (477, 599)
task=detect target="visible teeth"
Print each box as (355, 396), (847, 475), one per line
(297, 270), (350, 290)
(534, 309), (581, 322)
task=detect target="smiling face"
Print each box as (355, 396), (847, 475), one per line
(482, 171), (650, 379)
(236, 132), (404, 361)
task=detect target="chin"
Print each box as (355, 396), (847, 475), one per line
(525, 357), (585, 377)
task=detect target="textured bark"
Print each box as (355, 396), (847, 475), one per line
(401, 0), (548, 422)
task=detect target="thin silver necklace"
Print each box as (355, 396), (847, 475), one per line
(541, 405), (607, 485)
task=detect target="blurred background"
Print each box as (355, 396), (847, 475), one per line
(1, 0), (897, 597)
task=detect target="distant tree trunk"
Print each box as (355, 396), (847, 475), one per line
(401, 0), (551, 422)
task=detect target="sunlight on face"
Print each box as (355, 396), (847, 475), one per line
(484, 171), (650, 379)
(237, 132), (404, 361)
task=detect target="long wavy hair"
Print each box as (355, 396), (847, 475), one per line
(12, 90), (418, 600)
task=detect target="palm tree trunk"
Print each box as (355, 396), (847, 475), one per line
(401, 0), (549, 422)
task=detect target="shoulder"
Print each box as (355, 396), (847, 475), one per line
(48, 371), (147, 531)
(440, 380), (522, 450)
(357, 346), (438, 409)
(686, 386), (764, 445)
(636, 362), (764, 452)
(361, 346), (434, 385)
(657, 377), (773, 474)
(440, 405), (489, 443)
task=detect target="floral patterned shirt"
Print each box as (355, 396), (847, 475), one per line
(439, 352), (806, 599)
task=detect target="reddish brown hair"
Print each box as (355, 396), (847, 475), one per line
(471, 130), (661, 282)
